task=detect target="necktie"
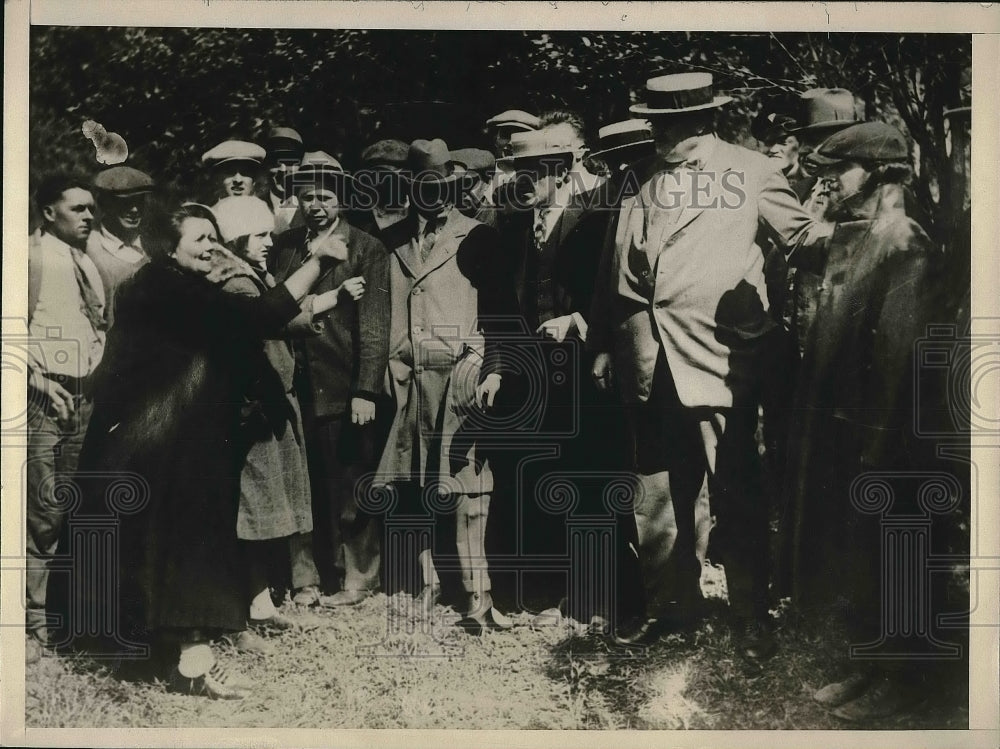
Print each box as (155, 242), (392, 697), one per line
(68, 246), (107, 332)
(533, 207), (550, 250)
(420, 218), (439, 263)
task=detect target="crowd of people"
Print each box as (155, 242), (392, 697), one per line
(25, 71), (967, 721)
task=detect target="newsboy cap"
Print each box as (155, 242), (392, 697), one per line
(360, 139), (410, 170)
(201, 140), (267, 169)
(809, 121), (909, 167)
(92, 166), (155, 196)
(450, 147), (496, 174)
(486, 110), (541, 132)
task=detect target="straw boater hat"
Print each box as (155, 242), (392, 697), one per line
(630, 73), (733, 116)
(589, 119), (654, 161)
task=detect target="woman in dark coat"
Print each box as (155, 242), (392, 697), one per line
(64, 201), (339, 699)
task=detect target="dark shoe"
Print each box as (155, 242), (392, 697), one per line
(318, 589), (374, 608)
(168, 662), (252, 700)
(832, 674), (922, 722)
(611, 617), (663, 647)
(292, 585), (321, 606)
(457, 591), (513, 636)
(736, 618), (777, 661)
(814, 670), (875, 707)
(457, 607), (514, 636)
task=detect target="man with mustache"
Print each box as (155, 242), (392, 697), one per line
(85, 166), (156, 327)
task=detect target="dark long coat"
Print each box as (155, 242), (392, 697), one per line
(68, 259), (301, 637)
(270, 221), (390, 419)
(782, 186), (939, 610)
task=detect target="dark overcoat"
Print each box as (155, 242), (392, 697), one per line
(69, 258), (300, 636)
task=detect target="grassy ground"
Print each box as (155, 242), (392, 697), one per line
(25, 563), (968, 730)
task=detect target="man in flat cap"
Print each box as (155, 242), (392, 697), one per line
(589, 73), (832, 660)
(783, 122), (951, 722)
(484, 109), (540, 210)
(270, 151), (390, 607)
(264, 127), (306, 235)
(352, 139), (411, 241)
(202, 139), (267, 203)
(451, 147), (497, 227)
(85, 165), (155, 327)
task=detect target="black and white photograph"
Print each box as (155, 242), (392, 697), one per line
(2, 1), (998, 745)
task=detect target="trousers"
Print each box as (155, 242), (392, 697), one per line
(627, 353), (768, 620)
(26, 395), (93, 637)
(303, 412), (382, 592)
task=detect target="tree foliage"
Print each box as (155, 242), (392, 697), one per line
(29, 28), (970, 241)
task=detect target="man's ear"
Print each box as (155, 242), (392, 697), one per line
(41, 204), (56, 224)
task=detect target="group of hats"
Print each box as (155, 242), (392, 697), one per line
(749, 86), (908, 166)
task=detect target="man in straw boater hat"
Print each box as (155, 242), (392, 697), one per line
(269, 151), (391, 608)
(375, 138), (516, 635)
(490, 122), (634, 627)
(588, 72), (833, 660)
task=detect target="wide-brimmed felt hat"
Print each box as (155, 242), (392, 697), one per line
(202, 140), (266, 170)
(589, 119), (654, 160)
(485, 110), (540, 132)
(265, 127), (304, 160)
(405, 139), (463, 184)
(92, 166), (156, 197)
(287, 150), (354, 194)
(805, 121), (908, 170)
(630, 73), (733, 116)
(790, 88), (859, 136)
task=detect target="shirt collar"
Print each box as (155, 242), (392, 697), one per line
(307, 216), (340, 242)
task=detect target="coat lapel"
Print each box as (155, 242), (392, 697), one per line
(412, 209), (472, 282)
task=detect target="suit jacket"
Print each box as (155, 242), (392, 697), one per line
(270, 220), (390, 420)
(498, 185), (611, 334)
(376, 208), (512, 493)
(589, 137), (832, 408)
